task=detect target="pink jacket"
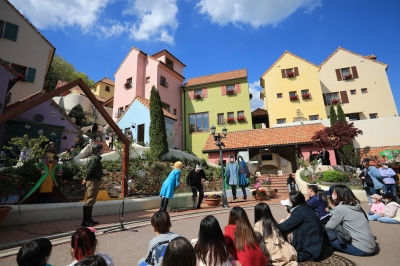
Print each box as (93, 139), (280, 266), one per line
(371, 202), (385, 214)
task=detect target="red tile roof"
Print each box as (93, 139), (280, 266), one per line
(102, 96), (114, 106)
(116, 95), (177, 122)
(319, 47), (388, 68)
(251, 108), (268, 116)
(94, 77), (115, 87)
(202, 123), (325, 153)
(184, 69), (247, 87)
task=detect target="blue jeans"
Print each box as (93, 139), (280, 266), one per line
(328, 238), (373, 256)
(378, 217), (400, 224)
(368, 213), (379, 221)
(383, 184), (398, 201)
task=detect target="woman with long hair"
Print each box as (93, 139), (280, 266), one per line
(192, 215), (232, 266)
(161, 237), (196, 266)
(279, 191), (323, 262)
(224, 207), (268, 266)
(254, 203), (297, 265)
(325, 185), (375, 256)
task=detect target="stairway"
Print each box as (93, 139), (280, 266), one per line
(259, 173), (294, 199)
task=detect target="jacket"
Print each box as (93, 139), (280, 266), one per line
(383, 201), (400, 222)
(226, 162), (238, 185)
(279, 205), (323, 262)
(159, 169), (181, 199)
(86, 155), (103, 181)
(253, 221), (297, 266)
(364, 166), (383, 190)
(186, 169), (206, 186)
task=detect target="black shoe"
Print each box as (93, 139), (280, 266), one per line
(159, 198), (165, 212)
(161, 199), (169, 212)
(88, 206), (99, 225)
(197, 205), (201, 209)
(81, 206), (96, 227)
(233, 197), (237, 200)
(81, 220), (96, 227)
(243, 195), (247, 200)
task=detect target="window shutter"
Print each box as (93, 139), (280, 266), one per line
(340, 91), (349, 104)
(3, 22), (19, 42)
(322, 94), (327, 106)
(26, 68), (36, 83)
(335, 69), (342, 81)
(351, 66), (359, 79)
(189, 90), (194, 100)
(202, 88), (208, 98)
(294, 67), (299, 76)
(281, 69), (286, 78)
(235, 83), (241, 93)
(221, 85), (227, 96)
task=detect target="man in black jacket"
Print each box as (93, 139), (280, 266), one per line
(186, 164), (206, 209)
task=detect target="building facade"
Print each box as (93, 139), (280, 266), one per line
(183, 69), (253, 158)
(319, 47), (398, 120)
(113, 47), (185, 149)
(0, 0), (55, 105)
(90, 77), (115, 102)
(260, 51), (327, 127)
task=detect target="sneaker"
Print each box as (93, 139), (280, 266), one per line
(368, 203), (372, 206)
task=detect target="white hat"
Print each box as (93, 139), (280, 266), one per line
(280, 199), (292, 207)
(195, 164), (202, 170)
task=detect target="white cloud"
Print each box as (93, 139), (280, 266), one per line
(124, 0), (178, 45)
(249, 80), (264, 111)
(9, 0), (111, 32)
(95, 20), (129, 38)
(196, 0), (322, 28)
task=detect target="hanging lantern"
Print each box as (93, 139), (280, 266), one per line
(62, 135), (67, 140)
(50, 111), (56, 116)
(38, 129), (44, 135)
(25, 125), (31, 130)
(71, 117), (76, 123)
(51, 132), (56, 137)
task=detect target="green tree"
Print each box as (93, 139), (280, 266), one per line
(336, 104), (346, 123)
(329, 105), (338, 125)
(337, 104), (357, 167)
(45, 54), (95, 91)
(68, 104), (86, 126)
(4, 134), (49, 162)
(149, 86), (169, 159)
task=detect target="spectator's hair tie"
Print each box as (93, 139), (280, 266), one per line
(87, 227), (98, 234)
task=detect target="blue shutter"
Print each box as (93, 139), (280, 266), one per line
(26, 68), (36, 83)
(3, 22), (19, 42)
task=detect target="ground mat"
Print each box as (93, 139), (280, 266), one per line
(299, 253), (357, 266)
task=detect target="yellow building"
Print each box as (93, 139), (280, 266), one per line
(90, 77), (115, 101)
(260, 51), (326, 126)
(183, 69), (253, 158)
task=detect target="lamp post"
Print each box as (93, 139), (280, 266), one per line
(210, 125), (229, 208)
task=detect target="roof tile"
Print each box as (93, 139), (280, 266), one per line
(251, 108), (268, 116)
(184, 69), (247, 87)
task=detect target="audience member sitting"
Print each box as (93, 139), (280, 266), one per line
(306, 185), (331, 224)
(16, 238), (52, 266)
(161, 237), (197, 266)
(279, 191), (323, 262)
(378, 162), (398, 202)
(69, 227), (114, 266)
(224, 207), (268, 266)
(286, 174), (298, 192)
(367, 194), (385, 221)
(325, 185), (375, 256)
(138, 212), (180, 266)
(253, 203), (297, 265)
(191, 215), (236, 266)
(376, 193), (400, 224)
(75, 255), (107, 266)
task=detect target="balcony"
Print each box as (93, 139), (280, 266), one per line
(289, 95), (299, 101)
(237, 115), (246, 122)
(302, 93), (311, 99)
(286, 72), (296, 78)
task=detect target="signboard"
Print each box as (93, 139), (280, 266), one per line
(238, 151), (250, 162)
(282, 159), (287, 165)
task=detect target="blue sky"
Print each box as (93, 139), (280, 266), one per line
(9, 0), (400, 111)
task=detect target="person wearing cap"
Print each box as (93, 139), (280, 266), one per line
(81, 144), (104, 226)
(306, 185), (332, 224)
(378, 162), (398, 202)
(225, 155), (239, 200)
(186, 164), (206, 209)
(361, 158), (384, 203)
(367, 194), (385, 221)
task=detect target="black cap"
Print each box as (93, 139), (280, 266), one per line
(362, 158), (371, 163)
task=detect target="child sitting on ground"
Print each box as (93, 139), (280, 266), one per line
(17, 238), (52, 266)
(368, 194), (386, 221)
(138, 211), (180, 266)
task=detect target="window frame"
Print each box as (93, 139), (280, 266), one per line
(166, 58), (174, 69)
(309, 115), (319, 121)
(173, 108), (177, 116)
(277, 118), (286, 124)
(217, 113), (225, 124)
(361, 88), (368, 94)
(226, 84), (235, 93)
(105, 86), (110, 92)
(301, 89), (309, 95)
(160, 76), (167, 87)
(277, 93), (283, 99)
(326, 92), (340, 105)
(347, 113), (360, 121)
(11, 63), (27, 79)
(341, 67), (351, 79)
(161, 102), (170, 113)
(194, 89), (202, 99)
(125, 77), (132, 89)
(369, 113), (378, 119)
(189, 112), (209, 133)
(3, 22), (19, 42)
(146, 76), (150, 84)
(350, 89), (356, 95)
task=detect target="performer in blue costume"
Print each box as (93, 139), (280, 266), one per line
(237, 155), (250, 200)
(159, 161), (183, 212)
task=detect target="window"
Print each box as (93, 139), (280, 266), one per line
(125, 105), (129, 110)
(0, 20), (4, 37)
(286, 68), (294, 74)
(226, 85), (235, 93)
(341, 68), (351, 79)
(105, 86), (110, 92)
(350, 90), (356, 95)
(326, 92), (339, 105)
(277, 118), (286, 124)
(125, 78), (132, 89)
(116, 107), (123, 118)
(166, 58), (174, 69)
(237, 111), (244, 117)
(347, 113), (360, 121)
(25, 68), (36, 83)
(11, 63), (27, 78)
(93, 87), (97, 92)
(369, 113), (378, 119)
(124, 128), (130, 135)
(160, 76), (167, 87)
(301, 90), (309, 95)
(173, 108), (177, 115)
(3, 22), (19, 42)
(361, 88), (368, 94)
(277, 93), (283, 98)
(146, 76), (150, 84)
(309, 115), (319, 121)
(161, 102), (170, 112)
(289, 91), (297, 97)
(217, 113), (225, 124)
(289, 91), (298, 100)
(189, 112), (209, 133)
(194, 89), (202, 99)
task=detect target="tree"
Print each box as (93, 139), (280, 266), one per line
(149, 86), (169, 158)
(329, 105), (338, 125)
(336, 104), (357, 166)
(45, 54), (95, 91)
(68, 104), (86, 126)
(336, 104), (346, 123)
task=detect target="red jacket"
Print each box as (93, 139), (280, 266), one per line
(224, 224), (268, 266)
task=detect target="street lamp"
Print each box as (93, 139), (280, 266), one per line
(210, 125), (229, 208)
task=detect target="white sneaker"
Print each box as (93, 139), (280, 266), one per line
(368, 203), (372, 206)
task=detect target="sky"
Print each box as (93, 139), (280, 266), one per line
(9, 0), (400, 111)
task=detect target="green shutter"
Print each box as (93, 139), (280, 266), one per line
(26, 68), (36, 83)
(3, 22), (19, 42)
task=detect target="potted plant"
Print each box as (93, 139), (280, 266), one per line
(290, 95), (298, 101)
(194, 94), (202, 99)
(344, 74), (353, 80)
(0, 174), (17, 226)
(226, 89), (235, 94)
(287, 72), (296, 78)
(204, 194), (222, 206)
(124, 82), (132, 89)
(302, 93), (311, 99)
(237, 115), (246, 122)
(252, 188), (268, 201)
(227, 117), (236, 123)
(331, 99), (341, 105)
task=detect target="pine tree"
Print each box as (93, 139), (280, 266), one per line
(329, 105), (338, 125)
(149, 86), (169, 159)
(337, 104), (357, 166)
(336, 104), (346, 123)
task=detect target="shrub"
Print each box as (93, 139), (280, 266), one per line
(62, 160), (82, 181)
(321, 170), (349, 183)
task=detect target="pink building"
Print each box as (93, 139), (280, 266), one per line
(114, 47), (185, 149)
